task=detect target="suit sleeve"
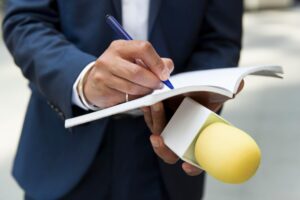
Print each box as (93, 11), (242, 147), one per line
(186, 0), (243, 71)
(2, 0), (97, 119)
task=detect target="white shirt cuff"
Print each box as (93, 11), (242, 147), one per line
(72, 61), (98, 111)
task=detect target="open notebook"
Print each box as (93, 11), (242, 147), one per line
(65, 65), (283, 128)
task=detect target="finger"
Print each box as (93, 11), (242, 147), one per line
(135, 58), (147, 68)
(150, 102), (166, 135)
(108, 58), (163, 90)
(89, 67), (147, 102)
(91, 73), (133, 102)
(210, 103), (224, 112)
(182, 162), (204, 176)
(105, 74), (153, 96)
(142, 107), (153, 132)
(150, 135), (179, 164)
(162, 58), (175, 73)
(110, 40), (170, 81)
(87, 83), (127, 108)
(136, 58), (174, 79)
(237, 80), (245, 94)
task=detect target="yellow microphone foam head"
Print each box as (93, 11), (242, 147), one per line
(194, 122), (261, 184)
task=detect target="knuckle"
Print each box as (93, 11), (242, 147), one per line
(139, 41), (152, 51)
(93, 71), (112, 84)
(154, 58), (164, 69)
(96, 57), (109, 68)
(131, 67), (143, 77)
(126, 85), (139, 95)
(165, 59), (174, 69)
(93, 72), (105, 82)
(110, 40), (125, 51)
(127, 85), (149, 95)
(110, 40), (120, 48)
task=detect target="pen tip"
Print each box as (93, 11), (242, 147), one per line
(163, 80), (174, 89)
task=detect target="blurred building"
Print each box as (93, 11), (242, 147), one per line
(0, 0), (297, 11)
(245, 0), (294, 10)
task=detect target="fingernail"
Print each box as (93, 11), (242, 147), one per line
(161, 68), (170, 80)
(150, 137), (160, 148)
(141, 107), (149, 113)
(185, 167), (193, 173)
(152, 104), (161, 112)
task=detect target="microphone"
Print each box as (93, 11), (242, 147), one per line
(194, 122), (261, 184)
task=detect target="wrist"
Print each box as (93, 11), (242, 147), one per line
(77, 62), (100, 111)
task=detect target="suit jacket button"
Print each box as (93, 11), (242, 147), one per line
(59, 112), (65, 120)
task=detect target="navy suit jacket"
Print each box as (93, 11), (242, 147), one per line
(2, 0), (242, 199)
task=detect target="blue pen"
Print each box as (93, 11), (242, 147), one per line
(105, 14), (174, 90)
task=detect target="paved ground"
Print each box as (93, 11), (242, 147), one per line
(204, 6), (300, 200)
(0, 6), (300, 200)
(0, 14), (29, 200)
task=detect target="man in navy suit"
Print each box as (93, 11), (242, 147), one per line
(2, 0), (243, 199)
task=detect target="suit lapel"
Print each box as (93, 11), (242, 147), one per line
(148, 0), (162, 38)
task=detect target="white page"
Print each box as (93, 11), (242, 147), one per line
(154, 65), (283, 95)
(65, 65), (283, 128)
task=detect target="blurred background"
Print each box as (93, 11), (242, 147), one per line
(0, 0), (299, 199)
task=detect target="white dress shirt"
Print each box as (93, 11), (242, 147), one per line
(72, 0), (150, 110)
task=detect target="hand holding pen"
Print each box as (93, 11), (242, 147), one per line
(105, 15), (174, 89)
(81, 16), (174, 109)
